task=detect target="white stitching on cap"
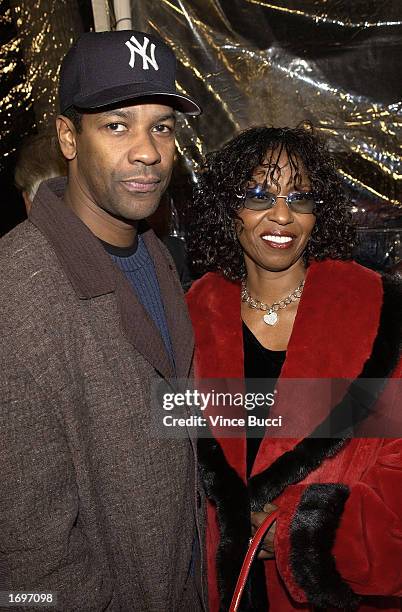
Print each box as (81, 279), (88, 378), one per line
(125, 35), (159, 71)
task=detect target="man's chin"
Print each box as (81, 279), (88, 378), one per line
(114, 198), (162, 222)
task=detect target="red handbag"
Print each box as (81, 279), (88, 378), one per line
(229, 510), (279, 612)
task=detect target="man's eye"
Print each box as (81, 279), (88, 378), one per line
(152, 124), (174, 134)
(106, 123), (127, 132)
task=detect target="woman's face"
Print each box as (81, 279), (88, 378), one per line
(236, 149), (316, 274)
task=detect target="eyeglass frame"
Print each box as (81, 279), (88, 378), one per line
(242, 184), (323, 214)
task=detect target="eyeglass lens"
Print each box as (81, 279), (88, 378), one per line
(244, 188), (316, 213)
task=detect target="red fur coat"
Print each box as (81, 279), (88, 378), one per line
(186, 260), (402, 612)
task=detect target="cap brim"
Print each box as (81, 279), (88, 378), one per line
(70, 82), (201, 115)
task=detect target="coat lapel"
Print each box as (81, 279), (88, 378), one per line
(30, 178), (192, 381)
(187, 273), (247, 480)
(253, 260), (383, 475)
(188, 261), (384, 479)
(280, 259), (383, 379)
(116, 273), (175, 379)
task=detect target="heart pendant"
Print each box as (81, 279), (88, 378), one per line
(263, 311), (278, 326)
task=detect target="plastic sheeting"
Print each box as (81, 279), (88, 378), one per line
(131, 0), (402, 211)
(2, 0), (83, 158)
(1, 0), (401, 258)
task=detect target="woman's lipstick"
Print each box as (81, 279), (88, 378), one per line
(260, 231), (295, 249)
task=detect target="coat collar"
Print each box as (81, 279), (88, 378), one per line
(188, 260), (383, 378)
(187, 261), (385, 478)
(30, 177), (116, 299)
(30, 178), (193, 379)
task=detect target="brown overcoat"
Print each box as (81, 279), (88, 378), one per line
(0, 178), (205, 611)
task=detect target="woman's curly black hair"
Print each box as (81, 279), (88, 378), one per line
(187, 125), (356, 281)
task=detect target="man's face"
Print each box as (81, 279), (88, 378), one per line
(70, 103), (176, 221)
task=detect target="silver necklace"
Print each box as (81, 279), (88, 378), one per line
(241, 278), (305, 326)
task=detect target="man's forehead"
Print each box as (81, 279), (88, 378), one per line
(91, 103), (176, 120)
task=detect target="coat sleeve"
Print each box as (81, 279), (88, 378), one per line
(273, 437), (402, 609)
(0, 354), (115, 611)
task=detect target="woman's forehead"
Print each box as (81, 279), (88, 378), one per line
(252, 148), (309, 183)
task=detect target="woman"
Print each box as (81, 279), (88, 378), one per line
(186, 126), (402, 611)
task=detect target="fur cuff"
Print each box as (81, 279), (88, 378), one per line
(290, 483), (360, 609)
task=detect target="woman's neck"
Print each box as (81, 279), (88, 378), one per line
(244, 259), (306, 303)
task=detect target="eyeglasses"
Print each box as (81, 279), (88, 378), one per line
(243, 185), (321, 214)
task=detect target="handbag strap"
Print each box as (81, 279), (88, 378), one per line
(229, 509), (279, 612)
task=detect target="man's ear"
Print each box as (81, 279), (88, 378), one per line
(56, 115), (78, 161)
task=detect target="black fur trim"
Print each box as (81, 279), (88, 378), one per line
(290, 484), (360, 609)
(197, 436), (253, 610)
(249, 437), (348, 512)
(361, 274), (402, 378)
(249, 273), (402, 511)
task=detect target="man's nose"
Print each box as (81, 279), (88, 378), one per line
(265, 196), (294, 224)
(127, 132), (161, 165)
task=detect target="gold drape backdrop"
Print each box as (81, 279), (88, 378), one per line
(1, 0), (401, 239)
(1, 0), (82, 166)
(130, 0), (402, 208)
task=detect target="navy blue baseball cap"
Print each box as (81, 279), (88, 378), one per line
(59, 30), (201, 115)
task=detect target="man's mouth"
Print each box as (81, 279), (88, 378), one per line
(120, 177), (160, 193)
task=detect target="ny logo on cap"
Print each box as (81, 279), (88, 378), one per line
(125, 35), (159, 71)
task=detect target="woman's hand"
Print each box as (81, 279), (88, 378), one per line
(250, 502), (278, 559)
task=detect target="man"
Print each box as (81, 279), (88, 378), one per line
(0, 31), (205, 611)
(13, 132), (192, 290)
